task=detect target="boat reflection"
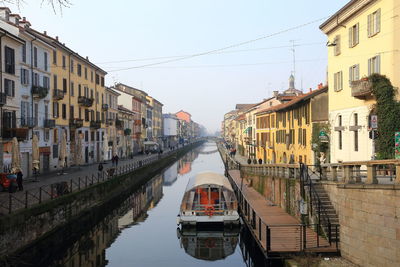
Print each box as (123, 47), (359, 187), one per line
(177, 227), (240, 261)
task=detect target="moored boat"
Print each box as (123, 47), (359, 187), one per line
(177, 172), (240, 226)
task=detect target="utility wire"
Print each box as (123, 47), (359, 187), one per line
(107, 16), (330, 72)
(96, 42), (325, 65)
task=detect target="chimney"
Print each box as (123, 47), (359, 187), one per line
(309, 88), (312, 92)
(19, 17), (31, 28)
(9, 14), (21, 25)
(44, 31), (47, 36)
(273, 91), (279, 97)
(86, 56), (89, 61)
(22, 16), (26, 21)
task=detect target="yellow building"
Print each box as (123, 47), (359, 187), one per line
(320, 0), (400, 162)
(34, 30), (107, 165)
(256, 87), (328, 165)
(146, 96), (163, 145)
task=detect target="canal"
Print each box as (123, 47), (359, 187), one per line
(8, 142), (281, 267)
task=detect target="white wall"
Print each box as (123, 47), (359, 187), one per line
(163, 117), (177, 136)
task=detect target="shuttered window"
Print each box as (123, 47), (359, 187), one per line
(368, 55), (381, 75)
(348, 23), (359, 48)
(368, 9), (381, 37)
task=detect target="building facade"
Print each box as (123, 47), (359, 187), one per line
(320, 0), (400, 162)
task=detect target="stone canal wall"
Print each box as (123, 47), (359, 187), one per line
(0, 142), (203, 257)
(321, 182), (400, 266)
(240, 172), (303, 220)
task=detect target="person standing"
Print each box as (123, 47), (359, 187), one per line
(111, 155), (115, 167)
(115, 155), (119, 167)
(16, 169), (23, 191)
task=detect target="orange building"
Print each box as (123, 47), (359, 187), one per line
(175, 110), (191, 123)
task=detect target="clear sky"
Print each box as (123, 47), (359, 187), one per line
(5, 0), (349, 133)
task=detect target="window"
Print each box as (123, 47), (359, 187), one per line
(84, 67), (88, 79)
(21, 68), (29, 85)
(85, 109), (89, 121)
(96, 92), (99, 104)
(22, 43), (26, 63)
(70, 82), (74, 96)
(62, 104), (67, 119)
(70, 59), (74, 73)
(4, 79), (15, 97)
(5, 46), (15, 74)
(62, 55), (66, 68)
(44, 52), (48, 71)
(21, 101), (30, 121)
(33, 73), (39, 86)
(53, 102), (59, 118)
(338, 115), (342, 150)
(334, 35), (341, 56)
(334, 71), (343, 92)
(354, 113), (359, 152)
(34, 103), (38, 126)
(85, 131), (89, 142)
(368, 55), (381, 75)
(302, 129), (306, 147)
(62, 78), (67, 93)
(95, 74), (100, 85)
(53, 75), (58, 89)
(70, 105), (74, 119)
(77, 64), (82, 76)
(33, 47), (38, 67)
(78, 84), (82, 97)
(101, 76), (104, 87)
(43, 76), (50, 89)
(91, 71), (93, 82)
(44, 105), (48, 120)
(349, 23), (359, 47)
(349, 64), (360, 83)
(53, 50), (57, 64)
(368, 9), (381, 37)
(44, 129), (50, 141)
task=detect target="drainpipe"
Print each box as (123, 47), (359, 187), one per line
(30, 36), (37, 132)
(0, 32), (6, 170)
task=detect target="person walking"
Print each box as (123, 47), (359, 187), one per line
(16, 169), (23, 191)
(98, 162), (104, 179)
(111, 155), (115, 167)
(114, 155), (119, 167)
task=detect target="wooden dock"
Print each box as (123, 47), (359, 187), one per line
(228, 170), (339, 254)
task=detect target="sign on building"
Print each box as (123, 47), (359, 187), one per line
(319, 130), (329, 142)
(395, 132), (400, 159)
(371, 115), (378, 129)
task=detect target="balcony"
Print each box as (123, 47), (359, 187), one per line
(69, 118), (84, 128)
(116, 119), (124, 129)
(106, 119), (114, 126)
(0, 92), (6, 106)
(102, 104), (109, 111)
(44, 119), (56, 128)
(31, 86), (49, 99)
(3, 128), (29, 140)
(53, 89), (65, 101)
(90, 120), (101, 129)
(78, 96), (94, 107)
(21, 117), (36, 128)
(351, 79), (373, 99)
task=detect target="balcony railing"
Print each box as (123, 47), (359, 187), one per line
(2, 128), (29, 140)
(44, 119), (56, 128)
(53, 89), (65, 101)
(0, 92), (6, 106)
(31, 86), (49, 99)
(116, 119), (124, 129)
(351, 79), (373, 99)
(102, 104), (109, 111)
(78, 96), (94, 107)
(69, 118), (84, 128)
(21, 117), (36, 128)
(90, 120), (101, 129)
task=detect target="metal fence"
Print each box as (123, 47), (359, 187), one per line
(0, 144), (196, 216)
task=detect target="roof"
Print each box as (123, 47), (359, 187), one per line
(118, 105), (136, 114)
(106, 87), (121, 96)
(319, 0), (373, 33)
(235, 114), (246, 121)
(115, 83), (148, 96)
(255, 86), (328, 115)
(185, 172), (233, 192)
(235, 104), (256, 110)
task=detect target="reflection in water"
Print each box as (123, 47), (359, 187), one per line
(8, 142), (274, 267)
(177, 227), (240, 261)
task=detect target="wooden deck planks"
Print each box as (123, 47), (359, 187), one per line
(229, 170), (337, 253)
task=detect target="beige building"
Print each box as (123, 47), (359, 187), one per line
(320, 0), (400, 162)
(105, 87), (119, 159)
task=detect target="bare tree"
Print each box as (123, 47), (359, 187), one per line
(2, 0), (72, 13)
